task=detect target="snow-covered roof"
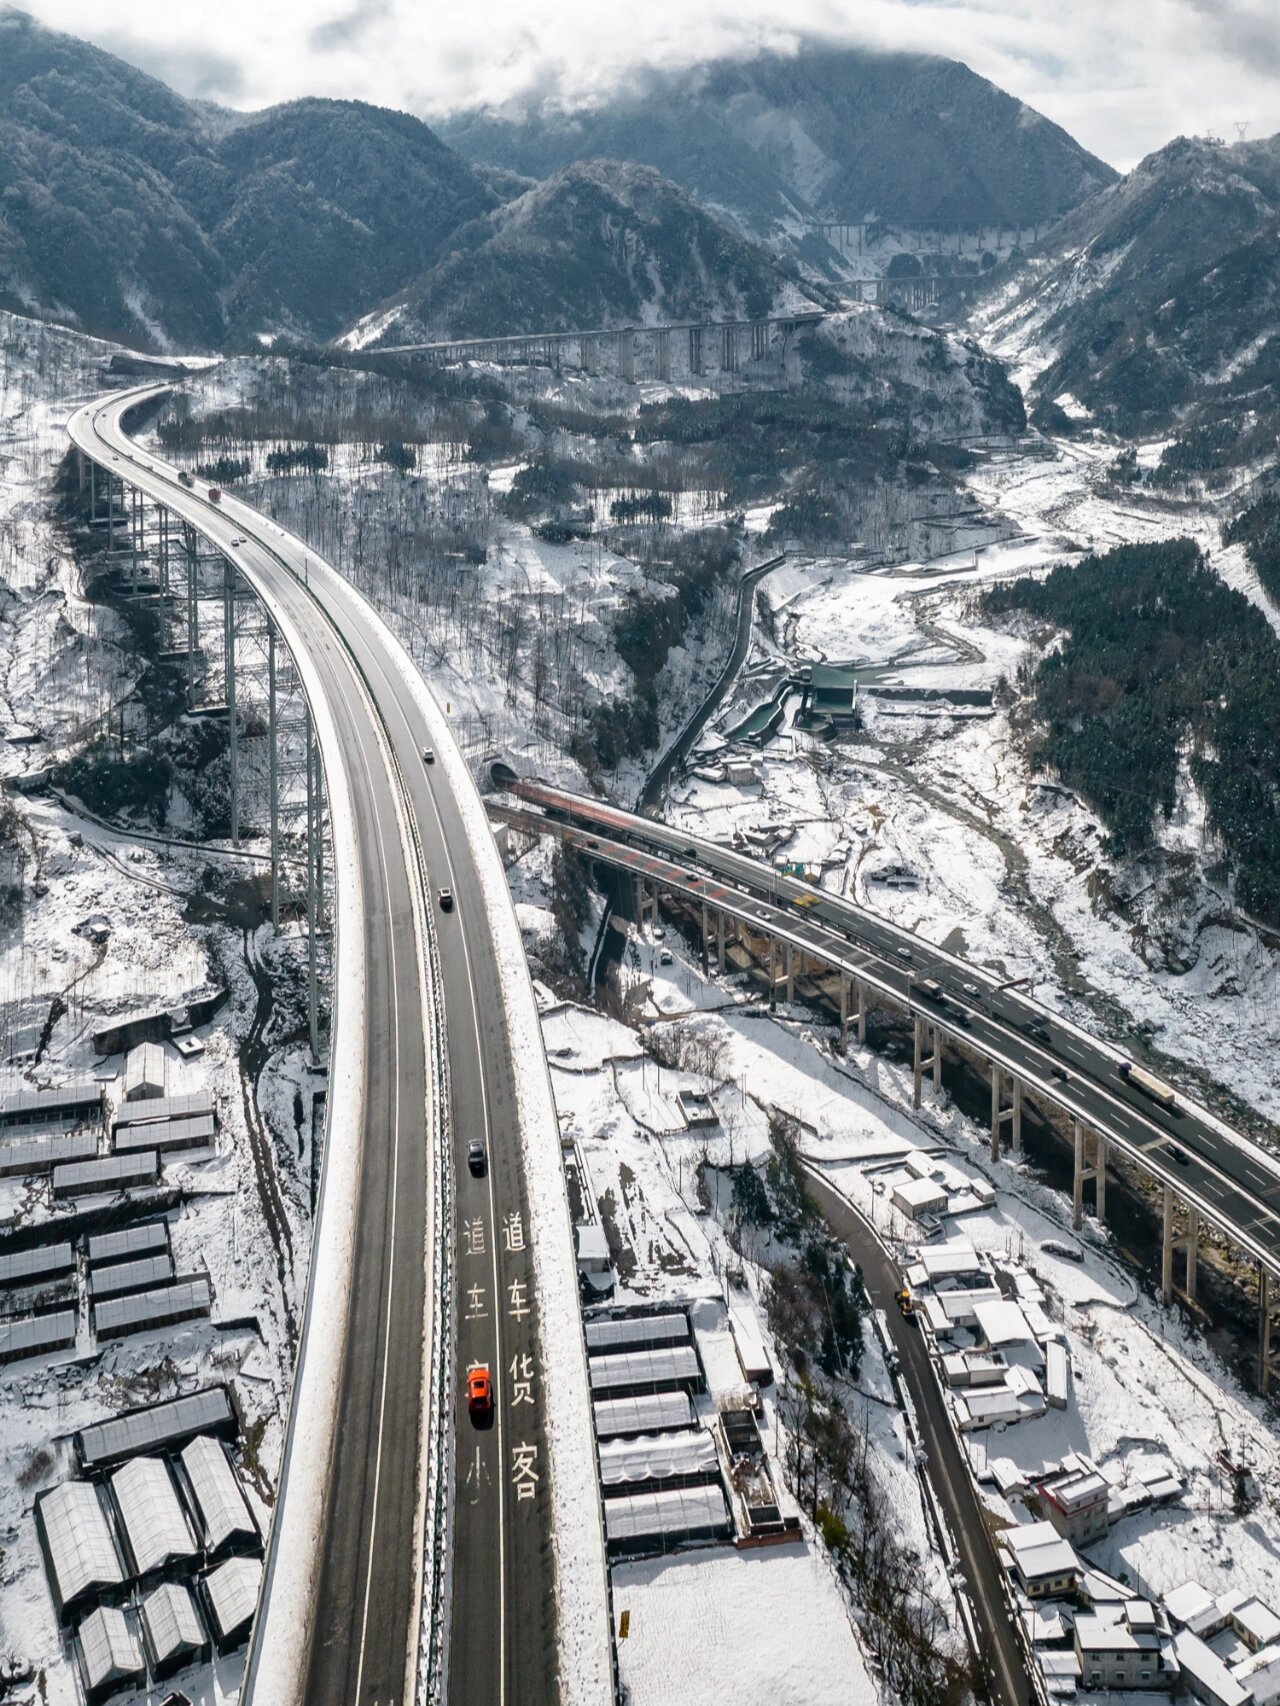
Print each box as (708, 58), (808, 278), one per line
(603, 1484), (729, 1548)
(0, 1130), (99, 1177)
(75, 1604), (145, 1694)
(584, 1311), (688, 1353)
(1172, 1631), (1251, 1706)
(974, 1299), (1038, 1348)
(35, 1480), (126, 1614)
(917, 1244), (983, 1280)
(180, 1434), (258, 1554)
(86, 1221), (169, 1267)
(109, 1456), (198, 1577)
(202, 1554), (262, 1643)
(124, 1041), (168, 1097)
(0, 1309), (77, 1362)
(53, 1149), (158, 1197)
(597, 1428), (718, 1488)
(140, 1580), (207, 1667)
(94, 1274), (212, 1339)
(1002, 1520), (1079, 1582)
(76, 1385), (234, 1471)
(588, 1345), (701, 1394)
(1235, 1599), (1280, 1648)
(593, 1392), (694, 1438)
(891, 1176), (948, 1211)
(1164, 1580), (1216, 1629)
(87, 1253), (175, 1299)
(1075, 1608), (1163, 1655)
(0, 1240), (74, 1287)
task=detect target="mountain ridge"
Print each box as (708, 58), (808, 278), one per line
(440, 44), (1118, 252)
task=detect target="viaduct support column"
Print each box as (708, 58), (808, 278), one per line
(184, 525), (199, 702)
(784, 943), (794, 1004)
(991, 1067), (1002, 1161)
(1161, 1186), (1175, 1307)
(1259, 1268), (1280, 1396)
(223, 558), (239, 844)
(700, 902), (709, 977)
(839, 975), (850, 1049)
(655, 328), (670, 383)
(913, 1016), (924, 1110)
(768, 937), (777, 1011)
(306, 710), (320, 1060)
(1184, 1206), (1199, 1302)
(1073, 1120), (1085, 1230)
(1012, 1079), (1023, 1156)
(268, 622), (280, 931)
(1094, 1135), (1107, 1224)
(717, 909), (726, 974)
(857, 980), (867, 1045)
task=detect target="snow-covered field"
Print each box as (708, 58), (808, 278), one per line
(0, 314), (320, 1703)
(671, 431), (1280, 1137)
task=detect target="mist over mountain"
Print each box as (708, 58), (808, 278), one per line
(979, 133), (1280, 447)
(440, 45), (1118, 252)
(0, 7), (497, 348)
(364, 160), (830, 344)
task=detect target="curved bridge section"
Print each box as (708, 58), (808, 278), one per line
(68, 390), (601, 1706)
(498, 777), (1280, 1384)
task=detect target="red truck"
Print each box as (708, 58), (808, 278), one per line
(207, 487), (222, 504)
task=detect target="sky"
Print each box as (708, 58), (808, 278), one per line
(19, 0), (1280, 170)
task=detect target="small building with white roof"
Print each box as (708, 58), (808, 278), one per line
(1074, 1600), (1175, 1692)
(1001, 1520), (1080, 1600)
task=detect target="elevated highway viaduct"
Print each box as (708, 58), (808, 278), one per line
(70, 390), (605, 1706)
(495, 776), (1280, 1390)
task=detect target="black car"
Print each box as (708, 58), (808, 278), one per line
(422, 746), (435, 765)
(438, 887), (454, 912)
(468, 1139), (486, 1176)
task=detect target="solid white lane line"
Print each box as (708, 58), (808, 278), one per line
(337, 660), (406, 1703)
(367, 659), (509, 1706)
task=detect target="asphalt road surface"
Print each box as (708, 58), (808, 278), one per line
(507, 780), (1280, 1279)
(801, 1166), (1031, 1706)
(71, 390), (557, 1706)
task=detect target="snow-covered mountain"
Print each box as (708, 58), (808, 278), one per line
(977, 133), (1280, 442)
(361, 160), (832, 344)
(441, 45), (1117, 252)
(0, 8), (498, 349)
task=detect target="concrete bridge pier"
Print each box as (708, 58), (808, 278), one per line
(990, 1068), (1022, 1160)
(750, 321), (768, 361)
(699, 901), (709, 976)
(912, 1016), (940, 1110)
(1259, 1268), (1280, 1394)
(580, 334), (597, 375)
(1073, 1120), (1107, 1229)
(655, 328), (671, 383)
(838, 977), (867, 1048)
(717, 909), (726, 974)
(783, 943), (794, 1004)
(1161, 1194), (1203, 1307)
(720, 324), (739, 373)
(688, 326), (703, 377)
(618, 331), (635, 382)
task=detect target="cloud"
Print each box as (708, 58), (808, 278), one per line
(92, 29), (247, 102)
(309, 0), (391, 55)
(19, 0), (1280, 168)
